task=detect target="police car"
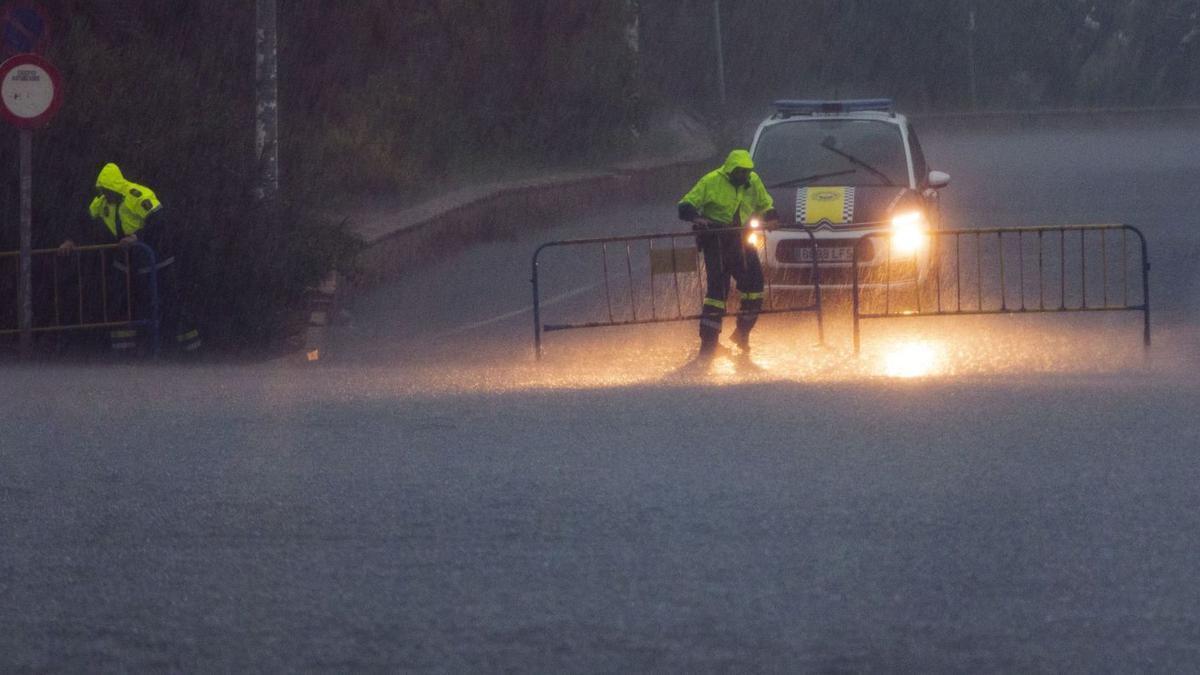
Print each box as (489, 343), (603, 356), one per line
(748, 99), (950, 288)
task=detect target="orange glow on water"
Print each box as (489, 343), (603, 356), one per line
(317, 310), (1190, 398)
(882, 340), (940, 378)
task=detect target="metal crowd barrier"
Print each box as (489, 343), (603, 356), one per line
(851, 224), (1151, 354)
(0, 242), (161, 355)
(531, 225), (824, 358)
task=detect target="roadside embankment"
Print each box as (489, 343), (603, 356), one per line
(346, 113), (718, 289)
(292, 113), (717, 361)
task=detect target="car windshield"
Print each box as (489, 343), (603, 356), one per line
(752, 119), (910, 188)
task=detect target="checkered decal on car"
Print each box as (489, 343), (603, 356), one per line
(795, 187), (856, 226)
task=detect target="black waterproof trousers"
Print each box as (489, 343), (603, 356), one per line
(109, 248), (201, 354)
(698, 230), (764, 348)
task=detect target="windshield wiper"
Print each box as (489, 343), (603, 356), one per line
(768, 169), (857, 189)
(819, 140), (895, 186)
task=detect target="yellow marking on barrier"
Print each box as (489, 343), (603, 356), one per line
(649, 246), (698, 276)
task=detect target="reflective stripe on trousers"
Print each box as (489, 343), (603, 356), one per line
(176, 328), (202, 352)
(110, 328), (139, 351)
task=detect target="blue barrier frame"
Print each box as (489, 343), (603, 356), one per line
(0, 242), (161, 357)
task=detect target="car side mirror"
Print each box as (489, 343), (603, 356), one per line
(927, 170), (951, 189)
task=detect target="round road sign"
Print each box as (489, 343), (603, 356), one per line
(0, 52), (61, 128)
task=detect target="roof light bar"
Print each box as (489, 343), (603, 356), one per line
(772, 99), (895, 116)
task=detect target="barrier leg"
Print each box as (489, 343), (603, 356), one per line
(852, 242), (861, 356)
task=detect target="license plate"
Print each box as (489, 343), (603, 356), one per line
(796, 246), (854, 262)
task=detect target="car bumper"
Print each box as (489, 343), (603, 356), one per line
(763, 231), (928, 289)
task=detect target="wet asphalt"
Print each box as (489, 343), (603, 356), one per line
(4, 113), (1200, 671)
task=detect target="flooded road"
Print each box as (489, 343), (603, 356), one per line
(5, 113), (1200, 671)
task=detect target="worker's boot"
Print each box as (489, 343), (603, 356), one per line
(174, 326), (202, 356)
(731, 328), (751, 355)
(698, 303), (724, 361)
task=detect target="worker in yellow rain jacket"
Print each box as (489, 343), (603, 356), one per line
(59, 163), (201, 354)
(678, 149), (778, 359)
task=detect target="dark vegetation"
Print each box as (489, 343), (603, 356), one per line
(0, 0), (1195, 352)
(647, 0), (1200, 112)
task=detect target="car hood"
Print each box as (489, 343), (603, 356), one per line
(769, 185), (921, 231)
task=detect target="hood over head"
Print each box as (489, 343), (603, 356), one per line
(720, 149), (754, 175)
(95, 163), (129, 193)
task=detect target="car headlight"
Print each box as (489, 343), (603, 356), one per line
(890, 211), (927, 254)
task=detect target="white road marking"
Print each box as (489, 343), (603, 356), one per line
(435, 281), (604, 336)
(437, 246), (690, 337)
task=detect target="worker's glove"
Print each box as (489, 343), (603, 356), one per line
(57, 240), (76, 256)
(691, 217), (715, 232)
(117, 234), (138, 249)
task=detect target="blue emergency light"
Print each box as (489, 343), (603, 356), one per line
(772, 99), (894, 117)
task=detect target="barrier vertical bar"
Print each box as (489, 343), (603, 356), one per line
(647, 240), (656, 320)
(852, 237), (862, 355)
(601, 243), (614, 323)
(955, 232), (962, 312)
(934, 231), (942, 313)
(975, 231), (982, 311)
(1134, 225), (1151, 347)
(885, 237), (892, 316)
(51, 256), (61, 326)
(762, 233), (775, 310)
(1122, 228), (1129, 307)
(1101, 228), (1108, 307)
(1018, 231), (1026, 311)
(914, 239), (922, 314)
(671, 235), (684, 319)
(1081, 229), (1088, 309)
(531, 246), (543, 360)
(1059, 229), (1066, 310)
(625, 242), (637, 321)
(1037, 230), (1044, 310)
(75, 254), (84, 325)
(998, 231), (1007, 311)
(810, 231), (824, 345)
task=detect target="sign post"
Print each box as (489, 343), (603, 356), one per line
(18, 125), (30, 353)
(0, 52), (62, 356)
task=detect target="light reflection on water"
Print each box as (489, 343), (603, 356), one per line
(325, 311), (1189, 397)
(883, 340), (941, 378)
